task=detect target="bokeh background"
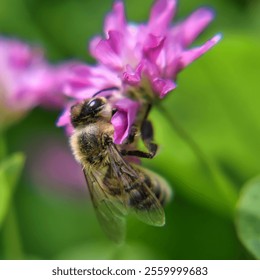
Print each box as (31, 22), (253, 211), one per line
(0, 0), (260, 260)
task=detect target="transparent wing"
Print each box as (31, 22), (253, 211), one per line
(107, 145), (166, 227)
(83, 166), (127, 244)
(135, 165), (173, 205)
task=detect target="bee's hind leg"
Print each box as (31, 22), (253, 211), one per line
(141, 119), (158, 156)
(121, 120), (158, 159)
(120, 148), (157, 159)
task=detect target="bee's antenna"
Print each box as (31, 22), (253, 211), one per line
(92, 87), (119, 97)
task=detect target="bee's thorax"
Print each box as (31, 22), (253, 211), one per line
(70, 122), (114, 166)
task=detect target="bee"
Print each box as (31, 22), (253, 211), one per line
(69, 92), (172, 243)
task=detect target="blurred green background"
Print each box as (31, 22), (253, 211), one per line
(0, 0), (260, 260)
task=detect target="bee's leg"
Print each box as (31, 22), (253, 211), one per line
(125, 103), (152, 145)
(121, 124), (157, 158)
(120, 149), (156, 159)
(141, 119), (158, 157)
(125, 125), (138, 144)
(121, 121), (158, 159)
(122, 104), (158, 158)
(121, 121), (158, 158)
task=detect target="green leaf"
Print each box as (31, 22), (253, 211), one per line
(236, 176), (260, 259)
(0, 153), (25, 227)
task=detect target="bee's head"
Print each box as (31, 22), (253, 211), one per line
(70, 97), (115, 127)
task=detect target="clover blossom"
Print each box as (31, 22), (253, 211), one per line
(0, 37), (69, 127)
(90, 0), (221, 98)
(58, 0), (221, 144)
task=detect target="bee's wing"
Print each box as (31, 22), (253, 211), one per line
(83, 167), (127, 244)
(135, 165), (173, 205)
(107, 145), (166, 227)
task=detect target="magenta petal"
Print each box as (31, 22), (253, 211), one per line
(148, 0), (177, 35)
(92, 33), (123, 70)
(8, 41), (42, 68)
(56, 108), (74, 135)
(172, 8), (215, 47)
(180, 34), (222, 68)
(106, 30), (122, 54)
(89, 35), (102, 57)
(122, 64), (142, 86)
(152, 78), (176, 98)
(69, 64), (92, 76)
(0, 37), (68, 111)
(56, 109), (70, 127)
(144, 34), (165, 62)
(61, 64), (92, 96)
(111, 111), (127, 144)
(63, 63), (122, 99)
(92, 40), (120, 68)
(122, 72), (140, 85)
(111, 98), (140, 144)
(104, 1), (127, 35)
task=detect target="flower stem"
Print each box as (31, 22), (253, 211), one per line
(157, 103), (238, 214)
(0, 135), (7, 160)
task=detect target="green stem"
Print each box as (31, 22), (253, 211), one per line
(0, 135), (7, 160)
(157, 103), (238, 214)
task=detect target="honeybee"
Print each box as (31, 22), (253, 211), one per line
(69, 92), (172, 243)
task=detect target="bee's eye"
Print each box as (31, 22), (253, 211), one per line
(88, 99), (103, 110)
(81, 98), (104, 116)
(88, 100), (97, 108)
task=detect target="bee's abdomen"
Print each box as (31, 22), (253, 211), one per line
(148, 176), (168, 206)
(127, 174), (166, 209)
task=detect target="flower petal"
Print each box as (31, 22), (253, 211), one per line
(152, 77), (176, 98)
(143, 34), (165, 63)
(63, 63), (122, 99)
(122, 64), (142, 86)
(111, 98), (140, 144)
(91, 31), (123, 70)
(56, 107), (74, 135)
(104, 1), (127, 35)
(111, 110), (127, 144)
(180, 34), (222, 68)
(0, 37), (69, 113)
(172, 8), (215, 47)
(148, 0), (177, 36)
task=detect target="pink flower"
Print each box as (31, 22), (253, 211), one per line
(90, 0), (221, 98)
(58, 0), (221, 144)
(0, 37), (70, 126)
